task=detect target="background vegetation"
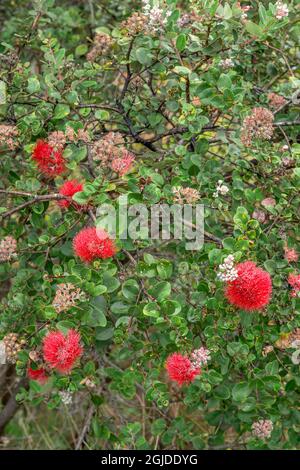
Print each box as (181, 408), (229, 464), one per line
(0, 0), (299, 450)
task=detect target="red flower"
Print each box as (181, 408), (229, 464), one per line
(32, 140), (66, 177)
(225, 261), (272, 311)
(73, 227), (116, 263)
(58, 179), (83, 208)
(43, 329), (82, 374)
(166, 353), (201, 386)
(27, 367), (48, 384)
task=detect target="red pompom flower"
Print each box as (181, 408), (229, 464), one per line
(32, 140), (66, 177)
(58, 179), (83, 209)
(73, 227), (116, 263)
(166, 353), (201, 386)
(225, 261), (272, 311)
(43, 329), (82, 374)
(27, 367), (48, 384)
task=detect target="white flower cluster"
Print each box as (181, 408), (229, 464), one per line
(219, 58), (234, 69)
(275, 1), (289, 19)
(252, 419), (273, 440)
(190, 347), (211, 368)
(217, 255), (238, 282)
(291, 339), (300, 365)
(213, 180), (229, 198)
(238, 3), (251, 21)
(59, 391), (73, 406)
(142, 0), (171, 32)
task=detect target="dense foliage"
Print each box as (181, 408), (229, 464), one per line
(0, 0), (299, 450)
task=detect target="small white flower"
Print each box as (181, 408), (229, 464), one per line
(291, 350), (300, 365)
(214, 180), (230, 198)
(190, 347), (211, 368)
(275, 1), (289, 19)
(142, 0), (171, 32)
(219, 58), (234, 69)
(220, 185), (229, 195)
(59, 391), (73, 405)
(217, 255), (239, 282)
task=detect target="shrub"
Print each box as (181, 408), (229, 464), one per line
(0, 0), (299, 450)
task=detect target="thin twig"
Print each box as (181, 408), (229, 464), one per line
(0, 193), (69, 219)
(0, 377), (29, 435)
(74, 405), (95, 450)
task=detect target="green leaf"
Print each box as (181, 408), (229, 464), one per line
(217, 73), (232, 91)
(75, 44), (88, 57)
(110, 301), (129, 314)
(56, 320), (77, 334)
(92, 285), (107, 296)
(265, 360), (279, 375)
(215, 384), (231, 399)
(176, 34), (186, 52)
(233, 206), (250, 230)
(258, 4), (268, 25)
(96, 327), (114, 341)
(102, 274), (120, 293)
(72, 191), (89, 204)
(122, 279), (140, 301)
(222, 237), (235, 250)
(208, 248), (222, 265)
(245, 22), (263, 39)
(227, 342), (249, 357)
(44, 306), (57, 320)
(161, 300), (181, 315)
(71, 146), (87, 163)
(223, 3), (232, 19)
(53, 104), (70, 120)
(143, 302), (160, 317)
(173, 66), (191, 76)
(207, 370), (223, 385)
(135, 47), (153, 65)
(157, 260), (173, 280)
(88, 296), (107, 327)
(148, 281), (171, 302)
(232, 382), (251, 402)
(89, 306), (107, 327)
(263, 259), (277, 274)
(27, 77), (40, 93)
(66, 90), (79, 104)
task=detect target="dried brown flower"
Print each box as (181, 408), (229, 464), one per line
(172, 186), (200, 204)
(91, 132), (124, 164)
(121, 12), (148, 35)
(241, 107), (274, 147)
(0, 236), (17, 262)
(3, 333), (25, 364)
(52, 283), (86, 313)
(267, 92), (287, 110)
(0, 125), (18, 150)
(87, 32), (114, 61)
